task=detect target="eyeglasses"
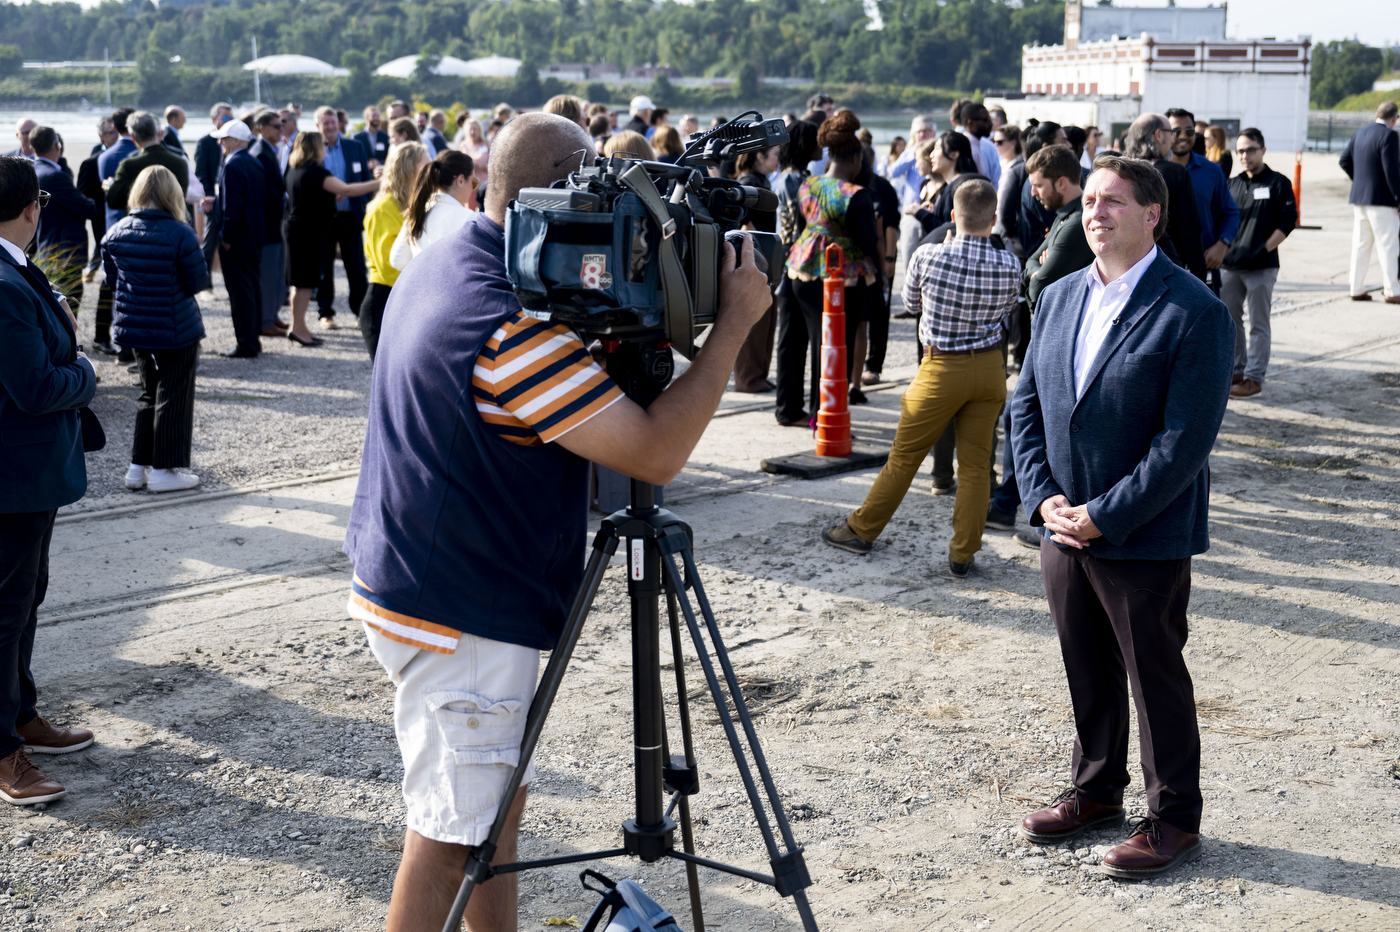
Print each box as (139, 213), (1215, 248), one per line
(1171, 127), (1196, 137)
(35, 191), (50, 209)
(993, 137), (1010, 145)
(1236, 146), (1262, 155)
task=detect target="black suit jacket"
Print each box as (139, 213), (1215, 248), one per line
(1339, 121), (1400, 207)
(1153, 159), (1206, 281)
(247, 138), (286, 246)
(217, 148), (267, 254)
(105, 144), (190, 213)
(75, 153), (107, 243)
(1024, 195), (1093, 312)
(352, 128), (389, 164)
(194, 134), (223, 198)
(161, 126), (183, 154)
(34, 158), (97, 264)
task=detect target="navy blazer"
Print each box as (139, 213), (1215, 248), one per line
(217, 148), (268, 254)
(35, 157), (97, 264)
(0, 246), (96, 512)
(325, 135), (373, 219)
(1339, 122), (1400, 208)
(1010, 250), (1234, 560)
(247, 138), (286, 246)
(352, 128), (389, 164)
(97, 137), (139, 229)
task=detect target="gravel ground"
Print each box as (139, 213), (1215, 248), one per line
(71, 267), (372, 513)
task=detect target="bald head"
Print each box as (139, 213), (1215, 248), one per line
(484, 112), (595, 224)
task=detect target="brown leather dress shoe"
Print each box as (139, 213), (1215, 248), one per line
(1020, 787), (1125, 844)
(0, 748), (68, 805)
(1386, 295), (1400, 305)
(1229, 379), (1261, 398)
(18, 715), (94, 754)
(1102, 816), (1201, 878)
(1350, 293), (1372, 301)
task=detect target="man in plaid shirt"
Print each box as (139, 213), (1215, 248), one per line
(824, 178), (1019, 577)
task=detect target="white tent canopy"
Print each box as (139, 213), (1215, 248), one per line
(242, 54), (347, 77)
(374, 54), (523, 78)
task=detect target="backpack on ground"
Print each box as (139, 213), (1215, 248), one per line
(579, 869), (686, 932)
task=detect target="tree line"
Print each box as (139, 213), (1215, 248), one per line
(0, 0), (1064, 93)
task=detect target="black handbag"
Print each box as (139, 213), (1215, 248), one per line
(78, 405), (106, 452)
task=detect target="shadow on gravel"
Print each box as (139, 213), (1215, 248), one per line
(1195, 841), (1400, 907)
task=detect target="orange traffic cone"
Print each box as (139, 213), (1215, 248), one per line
(816, 244), (852, 457)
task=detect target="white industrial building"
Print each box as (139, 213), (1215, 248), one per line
(987, 2), (1311, 152)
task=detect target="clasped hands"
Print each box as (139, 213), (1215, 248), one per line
(1037, 494), (1102, 549)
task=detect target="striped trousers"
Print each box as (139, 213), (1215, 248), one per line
(131, 343), (199, 469)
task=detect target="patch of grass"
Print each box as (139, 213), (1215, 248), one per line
(1263, 454), (1359, 471)
(371, 830), (404, 852)
(1195, 696), (1236, 719)
(94, 797), (160, 830)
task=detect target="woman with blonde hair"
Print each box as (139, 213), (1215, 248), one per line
(101, 165), (209, 493)
(459, 116), (490, 184)
(283, 130), (381, 345)
(604, 130), (655, 161)
(390, 150), (476, 271)
(1204, 125), (1232, 179)
(360, 141), (428, 360)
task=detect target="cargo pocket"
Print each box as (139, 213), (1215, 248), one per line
(424, 690), (525, 816)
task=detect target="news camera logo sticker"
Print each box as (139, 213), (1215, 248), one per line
(581, 254), (612, 290)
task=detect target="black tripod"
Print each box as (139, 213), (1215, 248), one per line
(441, 344), (818, 932)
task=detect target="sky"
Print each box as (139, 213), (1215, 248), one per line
(14, 0), (1400, 48)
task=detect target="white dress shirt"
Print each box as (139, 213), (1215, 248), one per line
(0, 234), (29, 266)
(1073, 245), (1158, 398)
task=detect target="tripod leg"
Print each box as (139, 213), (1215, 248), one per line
(667, 589), (705, 932)
(441, 530), (619, 932)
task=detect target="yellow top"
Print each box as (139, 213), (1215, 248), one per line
(364, 196), (405, 287)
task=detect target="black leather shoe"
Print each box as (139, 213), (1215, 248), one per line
(116, 347), (135, 362)
(91, 340), (119, 355)
(219, 347), (259, 359)
(985, 507), (1016, 531)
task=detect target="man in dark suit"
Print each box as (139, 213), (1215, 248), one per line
(161, 105), (187, 155)
(104, 111), (190, 216)
(77, 119), (116, 352)
(1123, 113), (1207, 281)
(1011, 155), (1234, 878)
(0, 156), (99, 806)
(96, 109), (138, 228)
(1340, 100), (1400, 302)
(312, 105), (373, 329)
(31, 127), (97, 308)
(426, 109), (450, 155)
(213, 121), (267, 358)
(3, 117), (36, 159)
(353, 105), (389, 168)
(987, 143), (1094, 546)
(194, 103), (234, 203)
(247, 110), (288, 336)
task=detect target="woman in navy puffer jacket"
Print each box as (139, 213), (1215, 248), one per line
(101, 165), (211, 494)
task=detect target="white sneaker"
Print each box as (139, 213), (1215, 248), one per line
(318, 317), (337, 330)
(124, 465), (147, 490)
(147, 470), (201, 493)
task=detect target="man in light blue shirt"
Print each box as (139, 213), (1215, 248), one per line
(1167, 109), (1239, 293)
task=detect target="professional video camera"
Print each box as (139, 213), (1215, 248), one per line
(504, 112), (789, 363)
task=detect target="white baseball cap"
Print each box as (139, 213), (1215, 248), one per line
(630, 95), (655, 116)
(214, 121), (253, 142)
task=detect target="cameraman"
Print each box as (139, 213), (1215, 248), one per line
(343, 112), (771, 932)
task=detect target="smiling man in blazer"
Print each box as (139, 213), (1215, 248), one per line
(1009, 154), (1234, 878)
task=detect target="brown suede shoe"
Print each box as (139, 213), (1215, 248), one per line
(1102, 816), (1201, 879)
(18, 716), (94, 755)
(1350, 293), (1372, 301)
(0, 748), (68, 805)
(1386, 295), (1400, 305)
(1229, 379), (1261, 398)
(1020, 787), (1125, 845)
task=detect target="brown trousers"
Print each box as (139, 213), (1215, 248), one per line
(1039, 541), (1202, 833)
(732, 302), (776, 392)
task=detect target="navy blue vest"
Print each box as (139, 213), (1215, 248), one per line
(345, 214), (589, 651)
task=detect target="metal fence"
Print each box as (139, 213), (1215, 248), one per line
(1308, 111), (1380, 153)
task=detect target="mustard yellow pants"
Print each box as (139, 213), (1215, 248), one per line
(847, 349), (1006, 564)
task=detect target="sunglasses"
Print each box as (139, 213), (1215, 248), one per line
(1171, 127), (1196, 137)
(1236, 146), (1262, 155)
(993, 137), (1011, 145)
(35, 191), (50, 209)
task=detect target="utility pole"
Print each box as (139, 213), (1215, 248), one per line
(104, 46), (111, 106)
(252, 36), (261, 105)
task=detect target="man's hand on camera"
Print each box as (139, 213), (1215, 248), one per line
(714, 234), (771, 338)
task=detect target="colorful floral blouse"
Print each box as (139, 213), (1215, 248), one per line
(784, 175), (881, 284)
